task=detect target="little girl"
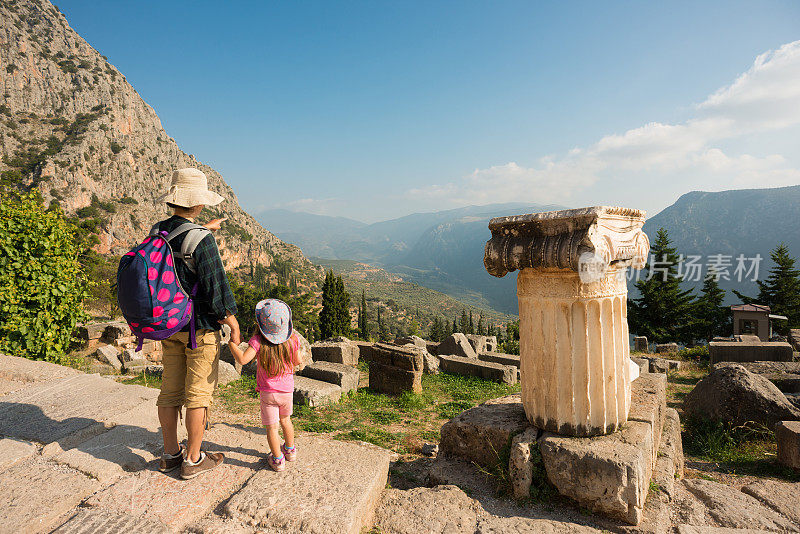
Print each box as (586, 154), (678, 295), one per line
(227, 298), (303, 471)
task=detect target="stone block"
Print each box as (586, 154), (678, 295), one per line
(0, 353), (80, 383)
(298, 361), (360, 394)
(96, 344), (122, 371)
(740, 478), (800, 525)
(122, 358), (149, 374)
(790, 329), (800, 352)
(294, 375), (342, 407)
(217, 360), (240, 385)
(682, 478), (798, 532)
(628, 373), (667, 465)
(0, 437), (37, 473)
(508, 427), (540, 499)
(394, 335), (427, 348)
(438, 333), (478, 359)
(54, 423), (162, 483)
(540, 420), (654, 525)
(765, 373), (800, 394)
(478, 351), (521, 368)
(709, 341), (794, 365)
(0, 374), (157, 446)
(438, 354), (517, 384)
(634, 336), (649, 353)
(655, 343), (679, 354)
(100, 322), (132, 343)
(652, 408), (683, 500)
(0, 457), (100, 534)
(775, 420), (800, 469)
(85, 423), (266, 531)
(439, 394), (529, 468)
(312, 339), (359, 365)
(466, 334), (491, 354)
(75, 321), (115, 342)
(368, 361), (422, 394)
(224, 434), (390, 534)
(422, 351), (439, 374)
(425, 340), (440, 355)
(631, 356), (649, 375)
(52, 509), (171, 534)
(648, 357), (681, 374)
(361, 342), (424, 371)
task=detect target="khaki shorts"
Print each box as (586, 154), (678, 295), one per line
(157, 329), (221, 409)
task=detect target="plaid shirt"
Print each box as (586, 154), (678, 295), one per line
(155, 216), (238, 331)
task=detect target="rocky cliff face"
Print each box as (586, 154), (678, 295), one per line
(0, 0), (315, 281)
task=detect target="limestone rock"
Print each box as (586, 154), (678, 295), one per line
(439, 394), (528, 468)
(682, 478), (798, 531)
(368, 361), (422, 395)
(422, 350), (440, 374)
(361, 342), (424, 371)
(0, 0), (313, 280)
(683, 364), (800, 430)
(656, 343), (679, 354)
(96, 344), (122, 371)
(217, 360), (240, 385)
(438, 333), (478, 359)
(100, 322), (131, 343)
(224, 434), (390, 534)
(293, 375), (342, 407)
(740, 478), (800, 525)
(312, 338), (359, 366)
(775, 420), (800, 469)
(52, 509), (171, 534)
(395, 335), (427, 349)
(634, 336), (649, 353)
(508, 427), (540, 499)
(298, 361), (360, 394)
(0, 438), (37, 473)
(438, 354), (517, 384)
(540, 421), (653, 526)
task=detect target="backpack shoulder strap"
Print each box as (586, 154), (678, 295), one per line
(161, 222), (211, 274)
(180, 227), (212, 273)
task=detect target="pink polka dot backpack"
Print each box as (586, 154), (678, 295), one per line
(116, 223), (210, 351)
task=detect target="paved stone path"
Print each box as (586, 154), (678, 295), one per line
(1, 353), (798, 533)
(0, 354), (390, 534)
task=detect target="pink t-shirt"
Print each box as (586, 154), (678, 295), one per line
(248, 332), (300, 393)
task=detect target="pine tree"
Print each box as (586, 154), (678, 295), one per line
(735, 244), (800, 333)
(459, 309), (469, 333)
(477, 314), (485, 336)
(628, 228), (696, 344)
(452, 316), (459, 335)
(468, 312), (475, 335)
(694, 270), (730, 340)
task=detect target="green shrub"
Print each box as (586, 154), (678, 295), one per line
(75, 205), (99, 218)
(0, 191), (89, 362)
(679, 345), (710, 362)
(109, 141), (123, 154)
(6, 64), (18, 74)
(119, 196), (138, 205)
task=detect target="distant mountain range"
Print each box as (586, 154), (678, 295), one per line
(260, 185), (800, 314)
(258, 202), (564, 314)
(643, 184), (800, 302)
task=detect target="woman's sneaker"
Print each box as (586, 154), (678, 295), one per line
(267, 453), (285, 472)
(281, 443), (297, 462)
(159, 445), (185, 473)
(180, 451), (224, 480)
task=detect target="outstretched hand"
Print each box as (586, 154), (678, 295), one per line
(204, 217), (227, 232)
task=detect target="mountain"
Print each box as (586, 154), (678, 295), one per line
(0, 0), (313, 283)
(259, 202), (565, 314)
(642, 185), (800, 302)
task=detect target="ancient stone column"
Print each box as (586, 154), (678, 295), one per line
(484, 207), (649, 437)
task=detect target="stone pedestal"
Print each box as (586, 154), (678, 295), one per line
(484, 206), (648, 437)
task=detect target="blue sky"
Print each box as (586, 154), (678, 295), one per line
(58, 1), (800, 222)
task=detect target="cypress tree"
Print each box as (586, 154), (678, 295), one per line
(452, 316), (458, 335)
(319, 270), (336, 339)
(628, 228), (696, 344)
(459, 309), (469, 334)
(694, 270), (730, 340)
(359, 289), (369, 340)
(477, 314), (485, 336)
(468, 311), (475, 335)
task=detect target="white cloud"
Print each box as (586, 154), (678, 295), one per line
(409, 40), (800, 208)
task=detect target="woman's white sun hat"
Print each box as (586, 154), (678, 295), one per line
(158, 168), (224, 207)
(255, 299), (294, 345)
